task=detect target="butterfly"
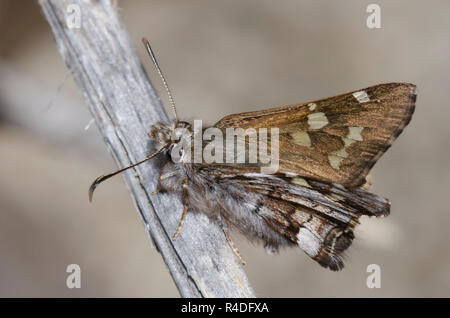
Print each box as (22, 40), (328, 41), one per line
(89, 38), (416, 271)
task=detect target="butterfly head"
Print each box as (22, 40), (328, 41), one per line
(149, 121), (193, 163)
(88, 121), (191, 202)
(149, 120), (191, 145)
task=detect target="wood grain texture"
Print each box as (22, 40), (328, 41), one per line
(38, 0), (254, 297)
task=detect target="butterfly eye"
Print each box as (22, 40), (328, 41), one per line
(172, 128), (186, 142)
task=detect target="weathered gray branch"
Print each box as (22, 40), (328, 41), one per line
(39, 0), (254, 297)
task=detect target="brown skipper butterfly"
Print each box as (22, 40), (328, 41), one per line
(89, 38), (416, 270)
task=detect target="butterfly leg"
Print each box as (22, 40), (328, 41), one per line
(172, 205), (188, 240)
(172, 178), (189, 240)
(217, 216), (246, 265)
(152, 171), (177, 195)
(223, 228), (246, 265)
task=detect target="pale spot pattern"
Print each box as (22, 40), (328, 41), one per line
(343, 137), (356, 147)
(307, 112), (329, 129)
(291, 177), (311, 188)
(296, 228), (320, 257)
(352, 90), (370, 103)
(328, 126), (365, 169)
(290, 130), (311, 147)
(348, 127), (364, 141)
(328, 150), (347, 169)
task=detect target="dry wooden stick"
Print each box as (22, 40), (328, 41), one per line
(39, 0), (255, 298)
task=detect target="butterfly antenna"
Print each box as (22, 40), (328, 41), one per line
(142, 37), (179, 121)
(88, 145), (168, 202)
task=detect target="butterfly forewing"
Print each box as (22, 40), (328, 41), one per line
(214, 83), (416, 187)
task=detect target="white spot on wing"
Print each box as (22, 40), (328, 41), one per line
(328, 154), (343, 169)
(291, 177), (311, 188)
(290, 131), (311, 147)
(328, 147), (349, 170)
(297, 228), (320, 257)
(330, 148), (348, 158)
(308, 103), (317, 111)
(352, 90), (370, 103)
(328, 127), (364, 169)
(348, 126), (364, 141)
(307, 112), (329, 129)
(343, 137), (356, 147)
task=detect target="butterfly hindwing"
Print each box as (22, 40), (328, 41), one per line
(203, 167), (390, 270)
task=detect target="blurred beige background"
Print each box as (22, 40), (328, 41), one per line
(1, 0), (449, 297)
